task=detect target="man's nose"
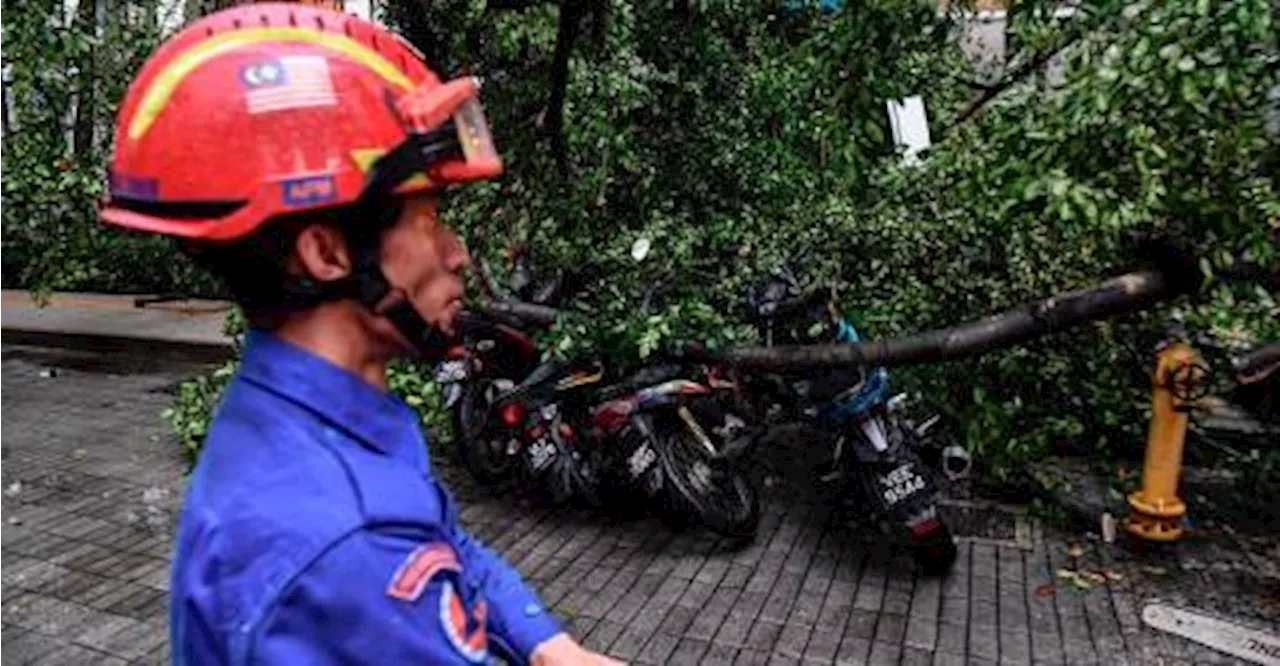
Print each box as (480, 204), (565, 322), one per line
(447, 232), (472, 274)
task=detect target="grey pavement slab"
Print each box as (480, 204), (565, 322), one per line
(3, 344), (1278, 664)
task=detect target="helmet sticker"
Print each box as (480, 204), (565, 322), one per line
(109, 171), (159, 200)
(243, 56), (336, 115)
(281, 174), (338, 208)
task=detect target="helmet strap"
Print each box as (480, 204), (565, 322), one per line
(320, 202), (455, 361)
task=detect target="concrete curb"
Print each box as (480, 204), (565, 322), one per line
(2, 291), (236, 362)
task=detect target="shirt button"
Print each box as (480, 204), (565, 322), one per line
(523, 603), (542, 617)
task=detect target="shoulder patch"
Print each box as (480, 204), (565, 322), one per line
(440, 580), (489, 663)
(387, 542), (461, 602)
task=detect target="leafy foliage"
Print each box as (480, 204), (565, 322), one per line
(9, 0), (1274, 484)
(2, 0), (220, 296)
(422, 0), (1278, 483)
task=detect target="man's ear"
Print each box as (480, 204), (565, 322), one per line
(292, 224), (353, 284)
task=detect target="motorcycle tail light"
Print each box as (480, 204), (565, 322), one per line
(499, 402), (526, 427)
(908, 516), (941, 538)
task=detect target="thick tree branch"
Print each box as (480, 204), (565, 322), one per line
(543, 0), (589, 177)
(486, 0), (555, 10)
(697, 270), (1184, 371)
(944, 33), (1080, 131)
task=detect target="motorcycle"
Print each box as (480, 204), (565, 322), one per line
(728, 261), (961, 574)
(464, 352), (761, 540)
(437, 251), (574, 483)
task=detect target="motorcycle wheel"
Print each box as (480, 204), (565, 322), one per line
(455, 380), (517, 484)
(656, 427), (761, 541)
(908, 519), (958, 576)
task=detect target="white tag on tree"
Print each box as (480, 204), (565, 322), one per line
(631, 237), (652, 262)
(886, 95), (932, 166)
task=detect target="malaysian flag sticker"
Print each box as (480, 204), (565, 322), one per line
(241, 56), (337, 114)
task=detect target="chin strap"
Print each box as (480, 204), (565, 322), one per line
(292, 124), (466, 360)
(342, 240), (457, 362)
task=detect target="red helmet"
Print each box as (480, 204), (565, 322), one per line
(101, 3), (501, 242)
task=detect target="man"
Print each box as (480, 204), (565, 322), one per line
(100, 4), (621, 664)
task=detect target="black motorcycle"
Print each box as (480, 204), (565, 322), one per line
(726, 263), (960, 574)
(464, 352), (761, 540)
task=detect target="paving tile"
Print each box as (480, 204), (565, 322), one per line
(906, 613), (940, 651)
(658, 605), (698, 636)
(844, 608), (879, 641)
(835, 636), (871, 665)
(3, 593), (97, 637)
(901, 646), (935, 666)
(933, 651), (967, 666)
(867, 640), (902, 666)
(669, 637), (710, 664)
(874, 613), (907, 645)
(698, 642), (740, 666)
(584, 619), (626, 653)
(30, 643), (127, 665)
(774, 623), (812, 659)
(686, 587), (740, 641)
(1, 628), (67, 664)
(633, 630), (681, 664)
(803, 626), (841, 663)
(714, 611), (758, 647)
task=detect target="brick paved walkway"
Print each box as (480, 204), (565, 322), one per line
(3, 343), (1276, 665)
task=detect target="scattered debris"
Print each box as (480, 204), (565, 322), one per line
(38, 368), (57, 378)
(8, 516), (22, 525)
(4, 481), (23, 497)
(1066, 543), (1084, 558)
(1055, 566), (1123, 591)
(1101, 512), (1117, 544)
(1142, 565), (1170, 576)
(1143, 602), (1280, 666)
(1035, 583), (1056, 597)
(1056, 568), (1095, 590)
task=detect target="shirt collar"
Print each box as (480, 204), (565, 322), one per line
(238, 329), (423, 462)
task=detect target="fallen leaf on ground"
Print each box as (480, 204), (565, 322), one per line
(1056, 568), (1093, 590)
(1066, 543), (1084, 558)
(1141, 565), (1169, 576)
(1035, 583), (1056, 597)
(1082, 571), (1107, 585)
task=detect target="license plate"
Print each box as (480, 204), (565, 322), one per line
(528, 436), (557, 472)
(878, 463), (926, 507)
(434, 359), (469, 384)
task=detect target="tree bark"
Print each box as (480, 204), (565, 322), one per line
(544, 0), (589, 177)
(698, 270), (1185, 371)
(71, 0), (98, 158)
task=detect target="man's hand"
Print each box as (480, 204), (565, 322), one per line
(530, 633), (625, 666)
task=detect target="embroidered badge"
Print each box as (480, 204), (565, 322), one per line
(387, 542), (461, 602)
(439, 580), (488, 663)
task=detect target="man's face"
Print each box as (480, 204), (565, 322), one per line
(378, 194), (471, 341)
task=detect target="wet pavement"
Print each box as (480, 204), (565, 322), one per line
(2, 342), (1277, 665)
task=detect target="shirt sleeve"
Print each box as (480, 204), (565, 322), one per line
(441, 492), (562, 660)
(251, 529), (499, 665)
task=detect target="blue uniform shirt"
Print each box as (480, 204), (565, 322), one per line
(171, 330), (561, 665)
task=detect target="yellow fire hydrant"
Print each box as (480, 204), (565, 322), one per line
(1126, 341), (1208, 542)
